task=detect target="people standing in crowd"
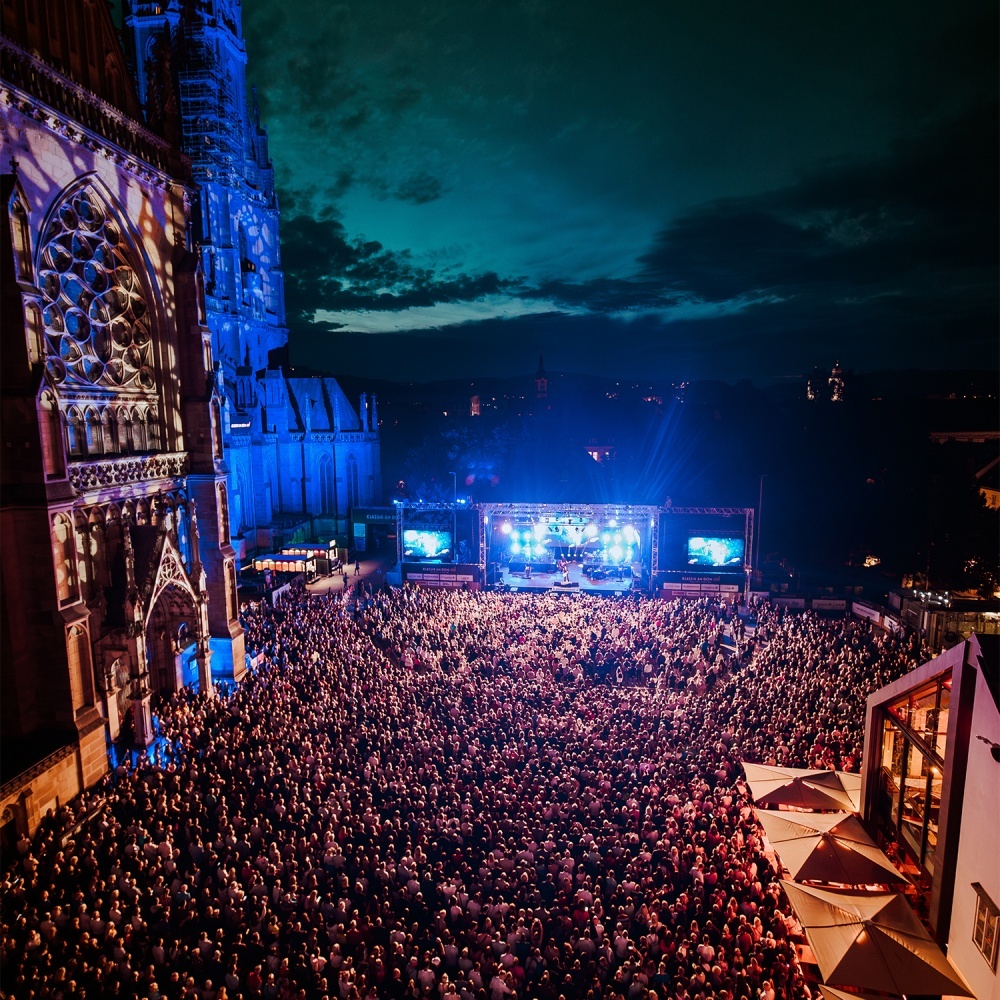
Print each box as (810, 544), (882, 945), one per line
(2, 587), (923, 1000)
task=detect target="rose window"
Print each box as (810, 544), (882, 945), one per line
(38, 191), (156, 391)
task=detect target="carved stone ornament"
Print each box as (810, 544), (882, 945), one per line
(68, 452), (189, 495)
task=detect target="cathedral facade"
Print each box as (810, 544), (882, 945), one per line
(0, 0), (378, 839)
(123, 0), (381, 553)
(1, 0), (246, 837)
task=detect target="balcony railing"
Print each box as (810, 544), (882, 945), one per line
(68, 452), (189, 494)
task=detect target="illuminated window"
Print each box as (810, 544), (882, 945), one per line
(218, 484), (230, 541)
(878, 672), (950, 875)
(211, 398), (224, 458)
(39, 391), (65, 477)
(132, 407), (147, 452)
(38, 189), (157, 394)
(66, 408), (84, 457)
(888, 674), (951, 760)
(85, 408), (102, 455)
(7, 187), (31, 283)
(103, 408), (119, 453)
(973, 884), (1000, 970)
(52, 513), (78, 602)
(146, 409), (160, 451)
(66, 624), (94, 710)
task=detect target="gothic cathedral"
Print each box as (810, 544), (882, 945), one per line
(0, 0), (380, 838)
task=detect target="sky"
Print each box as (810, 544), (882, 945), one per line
(242, 0), (998, 384)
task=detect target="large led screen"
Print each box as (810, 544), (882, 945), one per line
(403, 529), (453, 560)
(687, 536), (744, 567)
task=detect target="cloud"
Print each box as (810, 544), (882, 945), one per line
(393, 172), (446, 204)
(281, 101), (996, 381)
(639, 103), (998, 308)
(280, 215), (522, 328)
(315, 295), (570, 334)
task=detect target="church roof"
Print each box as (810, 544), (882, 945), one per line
(284, 376), (364, 433)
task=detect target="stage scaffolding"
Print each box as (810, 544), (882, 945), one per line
(394, 501), (756, 599)
(659, 506), (754, 600)
(477, 502), (661, 595)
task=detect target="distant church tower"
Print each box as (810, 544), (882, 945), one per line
(124, 0), (380, 552)
(535, 354), (549, 400)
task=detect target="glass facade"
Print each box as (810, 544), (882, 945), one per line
(876, 672), (951, 876)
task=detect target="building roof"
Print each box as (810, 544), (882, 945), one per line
(285, 376), (364, 434)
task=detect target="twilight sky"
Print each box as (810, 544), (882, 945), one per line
(242, 0), (997, 384)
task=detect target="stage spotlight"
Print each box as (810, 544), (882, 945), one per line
(623, 525), (636, 543)
(608, 518), (618, 528)
(602, 533), (611, 544)
(511, 541), (521, 554)
(584, 524), (598, 538)
(484, 514), (490, 524)
(610, 545), (624, 562)
(533, 523), (547, 541)
(501, 521), (512, 534)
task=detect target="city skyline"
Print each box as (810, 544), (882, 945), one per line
(244, 0), (998, 384)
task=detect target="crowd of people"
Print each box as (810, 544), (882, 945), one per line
(2, 583), (928, 1000)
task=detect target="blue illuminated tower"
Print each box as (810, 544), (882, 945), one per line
(125, 0), (286, 375)
(124, 0), (380, 552)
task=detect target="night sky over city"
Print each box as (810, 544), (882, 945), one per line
(242, 0), (998, 384)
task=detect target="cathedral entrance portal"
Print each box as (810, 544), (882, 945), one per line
(146, 586), (200, 696)
(122, 512), (214, 747)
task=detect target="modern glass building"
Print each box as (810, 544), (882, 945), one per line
(875, 670), (950, 876)
(862, 633), (1000, 1000)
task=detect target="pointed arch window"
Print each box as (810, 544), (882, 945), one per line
(66, 408), (84, 457)
(146, 408), (160, 451)
(320, 454), (336, 513)
(132, 407), (147, 452)
(66, 623), (95, 710)
(211, 398), (224, 458)
(53, 513), (79, 602)
(103, 408), (119, 454)
(39, 391), (66, 477)
(85, 409), (103, 455)
(219, 484), (231, 542)
(347, 454), (360, 509)
(7, 186), (32, 283)
(120, 410), (134, 454)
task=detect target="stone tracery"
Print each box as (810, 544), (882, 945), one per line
(38, 189), (156, 393)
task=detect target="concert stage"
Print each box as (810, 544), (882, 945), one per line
(478, 503), (658, 596)
(496, 559), (636, 595)
(394, 501), (753, 598)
